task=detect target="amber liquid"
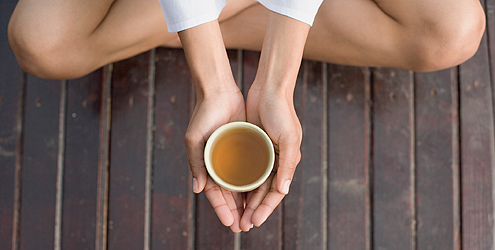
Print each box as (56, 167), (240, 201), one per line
(211, 128), (270, 186)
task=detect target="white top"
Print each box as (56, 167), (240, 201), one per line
(159, 0), (324, 33)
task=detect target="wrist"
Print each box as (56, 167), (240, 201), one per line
(178, 20), (238, 99)
(252, 12), (310, 96)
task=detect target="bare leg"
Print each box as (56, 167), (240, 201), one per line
(8, 0), (256, 79)
(9, 0), (485, 79)
(220, 0), (485, 71)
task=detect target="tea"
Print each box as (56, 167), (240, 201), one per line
(210, 128), (270, 186)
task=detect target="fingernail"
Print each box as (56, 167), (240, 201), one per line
(250, 224), (254, 229)
(282, 180), (291, 194)
(193, 178), (199, 193)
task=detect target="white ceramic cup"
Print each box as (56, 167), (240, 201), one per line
(204, 122), (275, 192)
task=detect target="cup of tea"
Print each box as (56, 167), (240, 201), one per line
(204, 122), (275, 192)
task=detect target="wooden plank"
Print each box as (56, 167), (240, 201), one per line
(372, 68), (415, 249)
(152, 48), (194, 249)
(459, 7), (495, 247)
(20, 76), (62, 250)
(414, 69), (458, 250)
(282, 60), (326, 249)
(240, 50), (283, 250)
(0, 0), (21, 248)
(61, 70), (103, 250)
(326, 65), (370, 249)
(107, 52), (151, 250)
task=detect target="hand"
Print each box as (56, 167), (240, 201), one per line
(184, 86), (246, 232)
(179, 19), (249, 232)
(240, 83), (302, 231)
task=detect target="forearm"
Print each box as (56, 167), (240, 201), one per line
(178, 20), (236, 99)
(253, 11), (310, 95)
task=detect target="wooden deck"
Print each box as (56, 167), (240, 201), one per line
(2, 0), (495, 249)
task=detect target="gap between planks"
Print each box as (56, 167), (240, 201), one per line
(487, 1), (495, 246)
(409, 71), (417, 250)
(96, 64), (113, 250)
(144, 48), (157, 250)
(364, 67), (373, 250)
(54, 80), (68, 250)
(452, 66), (461, 250)
(12, 71), (27, 250)
(321, 62), (329, 250)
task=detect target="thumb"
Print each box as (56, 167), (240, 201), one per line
(275, 136), (302, 195)
(185, 131), (208, 193)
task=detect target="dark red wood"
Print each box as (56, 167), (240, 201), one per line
(107, 52), (151, 249)
(20, 76), (62, 250)
(372, 68), (414, 249)
(0, 0), (21, 248)
(61, 70), (103, 250)
(414, 69), (458, 250)
(282, 60), (325, 249)
(459, 14), (495, 249)
(241, 50), (283, 250)
(152, 48), (194, 249)
(327, 64), (370, 249)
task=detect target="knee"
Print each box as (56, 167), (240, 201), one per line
(8, 14), (93, 80)
(407, 2), (486, 72)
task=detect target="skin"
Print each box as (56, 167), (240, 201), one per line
(180, 14), (308, 232)
(8, 0), (486, 233)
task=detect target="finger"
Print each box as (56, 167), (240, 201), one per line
(240, 173), (274, 231)
(204, 177), (234, 227)
(185, 130), (208, 193)
(226, 191), (244, 233)
(276, 135), (301, 195)
(252, 175), (285, 227)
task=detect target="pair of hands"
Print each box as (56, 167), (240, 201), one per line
(179, 11), (309, 232)
(185, 81), (302, 232)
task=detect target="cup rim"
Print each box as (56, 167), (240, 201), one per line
(204, 122), (275, 192)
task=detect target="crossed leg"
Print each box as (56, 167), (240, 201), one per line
(220, 0), (485, 71)
(7, 0), (256, 79)
(8, 0), (485, 79)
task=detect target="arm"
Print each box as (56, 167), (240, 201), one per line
(241, 11), (310, 230)
(179, 20), (246, 233)
(179, 19), (237, 100)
